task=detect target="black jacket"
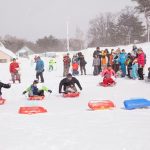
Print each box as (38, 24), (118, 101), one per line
(148, 71), (150, 79)
(59, 77), (82, 93)
(0, 82), (11, 95)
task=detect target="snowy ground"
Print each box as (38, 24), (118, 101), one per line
(0, 43), (150, 150)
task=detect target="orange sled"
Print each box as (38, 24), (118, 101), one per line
(0, 99), (6, 105)
(19, 106), (47, 114)
(28, 96), (45, 100)
(63, 92), (80, 98)
(88, 100), (115, 110)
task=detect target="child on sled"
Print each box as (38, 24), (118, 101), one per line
(100, 65), (116, 87)
(22, 80), (52, 97)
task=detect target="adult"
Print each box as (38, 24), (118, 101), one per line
(35, 56), (44, 83)
(59, 73), (82, 93)
(63, 53), (71, 77)
(118, 49), (127, 77)
(9, 58), (21, 83)
(78, 53), (87, 75)
(93, 47), (102, 73)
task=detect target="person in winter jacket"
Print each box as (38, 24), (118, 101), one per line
(131, 58), (138, 80)
(118, 49), (127, 77)
(125, 53), (134, 78)
(137, 48), (145, 80)
(148, 67), (150, 80)
(0, 82), (11, 99)
(49, 57), (56, 71)
(101, 65), (116, 86)
(63, 53), (71, 77)
(112, 49), (120, 73)
(22, 80), (52, 97)
(9, 58), (21, 83)
(59, 73), (82, 93)
(93, 55), (100, 76)
(72, 54), (79, 64)
(101, 50), (107, 70)
(72, 61), (79, 76)
(35, 56), (44, 83)
(78, 54), (87, 75)
(93, 47), (102, 73)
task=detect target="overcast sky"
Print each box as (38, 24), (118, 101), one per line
(0, 0), (135, 41)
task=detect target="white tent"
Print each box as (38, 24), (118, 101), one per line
(0, 42), (16, 63)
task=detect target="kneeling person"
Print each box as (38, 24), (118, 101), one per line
(59, 73), (82, 94)
(22, 80), (52, 97)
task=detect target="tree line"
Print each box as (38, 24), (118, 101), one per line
(0, 0), (150, 53)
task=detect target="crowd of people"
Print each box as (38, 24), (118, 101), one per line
(0, 45), (150, 99)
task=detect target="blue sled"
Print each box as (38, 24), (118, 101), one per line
(124, 98), (150, 110)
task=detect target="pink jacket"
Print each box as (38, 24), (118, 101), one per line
(101, 69), (116, 78)
(138, 52), (145, 67)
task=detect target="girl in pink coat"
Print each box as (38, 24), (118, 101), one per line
(100, 65), (116, 86)
(137, 48), (145, 80)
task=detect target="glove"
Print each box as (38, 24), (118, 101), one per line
(22, 91), (27, 95)
(48, 90), (52, 93)
(80, 87), (82, 91)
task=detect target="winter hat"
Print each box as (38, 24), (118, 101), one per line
(13, 58), (16, 61)
(67, 73), (72, 78)
(33, 80), (39, 84)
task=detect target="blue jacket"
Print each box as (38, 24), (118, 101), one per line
(36, 59), (44, 73)
(119, 53), (127, 64)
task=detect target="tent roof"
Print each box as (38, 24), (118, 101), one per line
(0, 42), (16, 58)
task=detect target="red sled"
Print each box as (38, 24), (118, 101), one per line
(63, 92), (80, 98)
(0, 99), (6, 105)
(28, 96), (45, 100)
(88, 100), (115, 110)
(19, 106), (47, 115)
(99, 82), (116, 87)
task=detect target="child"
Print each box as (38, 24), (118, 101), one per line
(116, 69), (123, 78)
(100, 65), (116, 86)
(9, 58), (21, 83)
(0, 82), (11, 99)
(49, 57), (56, 71)
(93, 55), (100, 76)
(72, 61), (79, 76)
(145, 67), (150, 82)
(22, 80), (52, 97)
(131, 58), (138, 80)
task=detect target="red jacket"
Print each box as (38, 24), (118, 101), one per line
(9, 62), (19, 73)
(138, 52), (145, 67)
(72, 63), (79, 70)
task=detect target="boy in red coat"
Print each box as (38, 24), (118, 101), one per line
(9, 58), (21, 83)
(100, 65), (116, 86)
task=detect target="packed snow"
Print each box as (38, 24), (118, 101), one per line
(0, 43), (150, 150)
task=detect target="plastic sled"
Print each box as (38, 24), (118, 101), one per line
(19, 106), (47, 114)
(88, 100), (115, 110)
(0, 99), (6, 105)
(63, 92), (80, 98)
(99, 82), (116, 87)
(28, 96), (45, 100)
(124, 98), (150, 110)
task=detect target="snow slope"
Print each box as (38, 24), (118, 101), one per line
(0, 43), (150, 150)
